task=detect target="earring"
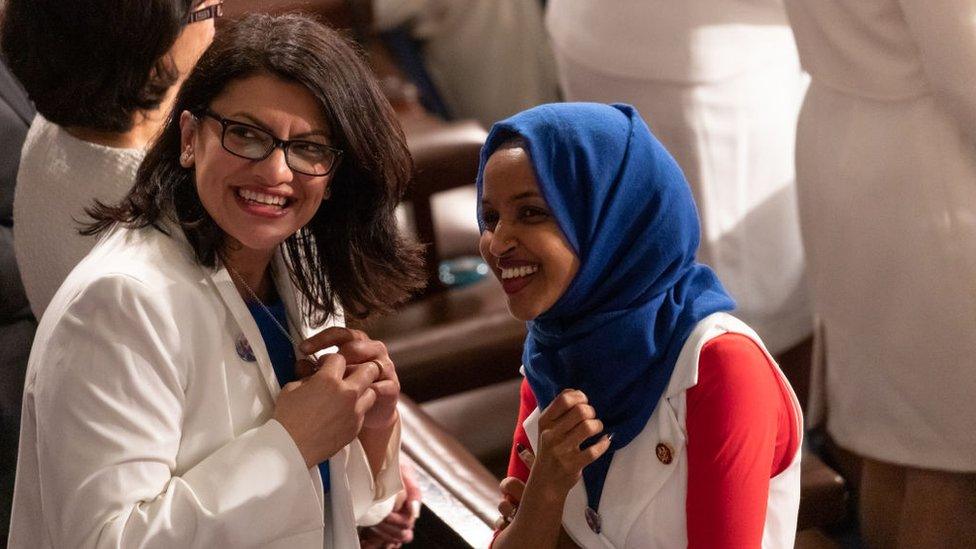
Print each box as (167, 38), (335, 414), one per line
(322, 188), (332, 200)
(179, 146), (193, 167)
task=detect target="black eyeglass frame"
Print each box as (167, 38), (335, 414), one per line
(187, 2), (224, 24)
(197, 110), (344, 177)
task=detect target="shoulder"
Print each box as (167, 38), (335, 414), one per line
(691, 333), (779, 403)
(45, 225), (207, 319)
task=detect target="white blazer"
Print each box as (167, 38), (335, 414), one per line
(522, 313), (802, 548)
(8, 224), (401, 548)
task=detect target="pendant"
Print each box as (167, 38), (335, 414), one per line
(584, 506), (602, 534)
(235, 333), (256, 362)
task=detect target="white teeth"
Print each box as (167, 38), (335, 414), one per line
(237, 188), (287, 207)
(500, 265), (539, 280)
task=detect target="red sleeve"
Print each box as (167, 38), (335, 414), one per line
(506, 378), (537, 483)
(685, 333), (801, 549)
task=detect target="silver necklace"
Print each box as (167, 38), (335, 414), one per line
(225, 262), (316, 362)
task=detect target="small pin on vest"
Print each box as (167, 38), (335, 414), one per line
(656, 442), (673, 464)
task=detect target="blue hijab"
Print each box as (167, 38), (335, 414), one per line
(475, 103), (735, 512)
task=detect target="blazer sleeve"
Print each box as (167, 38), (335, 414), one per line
(346, 424), (403, 526)
(31, 274), (323, 548)
(898, 0), (976, 135)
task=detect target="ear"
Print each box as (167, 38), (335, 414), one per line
(179, 110), (198, 167)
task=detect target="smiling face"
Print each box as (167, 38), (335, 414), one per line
(479, 146), (580, 321)
(179, 72), (334, 260)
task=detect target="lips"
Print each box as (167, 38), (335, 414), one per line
(496, 261), (539, 295)
(234, 187), (292, 218)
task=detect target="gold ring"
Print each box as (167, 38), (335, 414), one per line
(369, 359), (384, 377)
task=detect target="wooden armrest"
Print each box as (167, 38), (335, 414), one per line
(398, 395), (500, 546)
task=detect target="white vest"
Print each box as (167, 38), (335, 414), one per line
(522, 313), (802, 548)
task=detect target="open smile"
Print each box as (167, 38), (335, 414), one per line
(498, 263), (539, 295)
(234, 187), (294, 218)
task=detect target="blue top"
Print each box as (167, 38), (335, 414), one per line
(475, 103), (736, 511)
(247, 297), (330, 493)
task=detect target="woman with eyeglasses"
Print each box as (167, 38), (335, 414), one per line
(1, 0), (223, 320)
(7, 14), (425, 548)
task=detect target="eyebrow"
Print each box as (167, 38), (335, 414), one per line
(228, 111), (331, 141)
(480, 190), (543, 207)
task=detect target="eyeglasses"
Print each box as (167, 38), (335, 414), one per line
(187, 2), (224, 24)
(198, 110), (343, 177)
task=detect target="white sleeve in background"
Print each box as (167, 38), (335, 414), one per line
(23, 275), (322, 548)
(898, 0), (976, 135)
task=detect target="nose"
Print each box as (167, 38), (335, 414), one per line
(253, 146), (293, 186)
(487, 222), (517, 257)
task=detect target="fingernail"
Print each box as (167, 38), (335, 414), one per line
(409, 499), (422, 520)
(606, 432), (615, 442)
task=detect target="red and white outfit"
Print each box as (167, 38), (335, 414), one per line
(507, 313), (802, 548)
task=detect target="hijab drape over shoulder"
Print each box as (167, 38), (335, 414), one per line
(475, 103), (735, 512)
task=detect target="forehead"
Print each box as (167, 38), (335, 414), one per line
(210, 73), (329, 133)
(482, 146), (543, 201)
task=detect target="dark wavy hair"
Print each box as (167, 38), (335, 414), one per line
(0, 0), (194, 133)
(84, 13), (426, 323)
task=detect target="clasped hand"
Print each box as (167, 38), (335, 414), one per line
(273, 327), (400, 468)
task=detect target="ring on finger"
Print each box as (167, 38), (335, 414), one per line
(369, 359), (384, 377)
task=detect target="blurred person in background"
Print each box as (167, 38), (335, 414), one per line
(544, 0), (812, 360)
(786, 0), (976, 546)
(1, 0), (221, 319)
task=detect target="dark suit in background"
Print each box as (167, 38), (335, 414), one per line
(0, 59), (35, 544)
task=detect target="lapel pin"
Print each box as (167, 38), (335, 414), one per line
(235, 333), (256, 362)
(656, 442), (673, 464)
(585, 506), (602, 534)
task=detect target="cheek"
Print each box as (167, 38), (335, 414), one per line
(478, 232), (492, 261)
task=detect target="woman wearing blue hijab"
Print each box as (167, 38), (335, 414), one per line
(477, 103), (803, 548)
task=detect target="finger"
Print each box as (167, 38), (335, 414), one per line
(364, 524), (404, 544)
(312, 352), (346, 380)
(280, 380), (303, 393)
(355, 386), (378, 416)
(359, 537), (383, 549)
(551, 403), (597, 436)
(540, 389), (588, 425)
(498, 500), (516, 520)
(499, 476), (526, 503)
(370, 379), (399, 400)
(375, 511), (413, 530)
(295, 358), (317, 379)
(337, 338), (387, 365)
(575, 433), (613, 469)
(300, 326), (366, 355)
(515, 442), (535, 469)
(372, 520), (414, 543)
(561, 418), (605, 448)
(345, 361), (382, 391)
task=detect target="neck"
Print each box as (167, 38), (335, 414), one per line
(224, 244), (277, 303)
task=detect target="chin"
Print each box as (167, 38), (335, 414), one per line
(505, 300), (542, 322)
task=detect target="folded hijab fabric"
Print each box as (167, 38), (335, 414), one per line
(475, 102), (736, 512)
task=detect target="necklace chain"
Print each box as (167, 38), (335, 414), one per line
(225, 262), (314, 361)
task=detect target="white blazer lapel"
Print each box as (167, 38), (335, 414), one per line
(207, 263), (282, 399)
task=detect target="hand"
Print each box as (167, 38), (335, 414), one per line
(274, 352), (380, 468)
(531, 389), (611, 498)
(301, 327), (400, 430)
(495, 476), (526, 531)
(359, 460), (422, 548)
